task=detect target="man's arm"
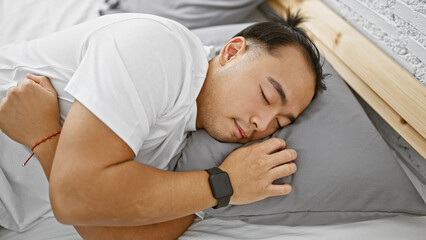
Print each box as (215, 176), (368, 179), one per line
(0, 76), (196, 239)
(50, 100), (217, 226)
(32, 133), (196, 239)
(31, 110), (196, 240)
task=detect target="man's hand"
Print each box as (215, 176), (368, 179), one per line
(0, 74), (61, 148)
(219, 138), (297, 205)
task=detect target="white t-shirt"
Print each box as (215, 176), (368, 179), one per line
(0, 13), (213, 231)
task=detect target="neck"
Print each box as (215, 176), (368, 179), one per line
(196, 57), (218, 129)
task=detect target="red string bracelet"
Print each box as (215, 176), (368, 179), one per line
(23, 130), (61, 167)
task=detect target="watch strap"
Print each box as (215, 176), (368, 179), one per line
(205, 167), (223, 175)
(214, 193), (231, 209)
(205, 167), (232, 209)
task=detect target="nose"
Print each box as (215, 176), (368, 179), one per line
(250, 112), (275, 133)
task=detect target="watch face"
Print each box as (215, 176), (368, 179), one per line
(210, 172), (233, 198)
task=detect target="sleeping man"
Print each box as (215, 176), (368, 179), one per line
(0, 13), (325, 239)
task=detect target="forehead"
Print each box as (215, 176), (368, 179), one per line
(247, 45), (314, 87)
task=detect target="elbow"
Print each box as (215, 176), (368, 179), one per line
(49, 170), (90, 225)
(49, 189), (74, 224)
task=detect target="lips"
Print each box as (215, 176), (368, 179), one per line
(234, 120), (248, 138)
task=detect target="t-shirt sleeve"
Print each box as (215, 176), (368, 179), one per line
(64, 26), (187, 155)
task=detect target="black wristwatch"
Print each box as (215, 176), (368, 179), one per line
(205, 167), (233, 209)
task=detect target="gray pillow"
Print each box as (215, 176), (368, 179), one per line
(102, 0), (264, 29)
(173, 59), (426, 225)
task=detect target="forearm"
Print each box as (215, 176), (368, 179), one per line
(48, 100), (217, 226)
(31, 129), (61, 181)
(32, 132), (197, 238)
(51, 159), (216, 226)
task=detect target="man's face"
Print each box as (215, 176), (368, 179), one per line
(196, 37), (315, 143)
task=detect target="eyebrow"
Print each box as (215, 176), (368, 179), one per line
(267, 77), (296, 124)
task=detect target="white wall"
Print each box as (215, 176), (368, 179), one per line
(322, 0), (426, 85)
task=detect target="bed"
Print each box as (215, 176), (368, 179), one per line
(0, 0), (425, 239)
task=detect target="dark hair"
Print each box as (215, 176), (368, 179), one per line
(233, 10), (327, 96)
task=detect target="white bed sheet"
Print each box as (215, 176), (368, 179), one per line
(1, 215), (425, 240)
(0, 0), (425, 239)
(0, 0), (103, 46)
(182, 215), (426, 240)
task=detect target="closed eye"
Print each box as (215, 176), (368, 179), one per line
(276, 119), (282, 128)
(260, 86), (270, 105)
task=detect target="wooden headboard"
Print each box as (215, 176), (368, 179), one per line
(267, 0), (426, 159)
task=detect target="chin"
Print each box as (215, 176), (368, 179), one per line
(206, 130), (251, 144)
(203, 127), (233, 143)
(235, 138), (255, 144)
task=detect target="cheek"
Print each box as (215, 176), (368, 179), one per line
(226, 91), (261, 115)
(241, 90), (263, 110)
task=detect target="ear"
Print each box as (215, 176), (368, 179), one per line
(218, 37), (247, 66)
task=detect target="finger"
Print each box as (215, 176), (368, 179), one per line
(6, 86), (17, 97)
(39, 77), (55, 92)
(266, 183), (292, 196)
(26, 74), (55, 92)
(16, 78), (32, 87)
(256, 138), (286, 154)
(269, 162), (297, 181)
(26, 74), (41, 83)
(7, 83), (17, 91)
(269, 148), (297, 167)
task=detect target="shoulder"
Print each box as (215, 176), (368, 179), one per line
(88, 13), (199, 45)
(78, 14), (209, 115)
(85, 13), (208, 69)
